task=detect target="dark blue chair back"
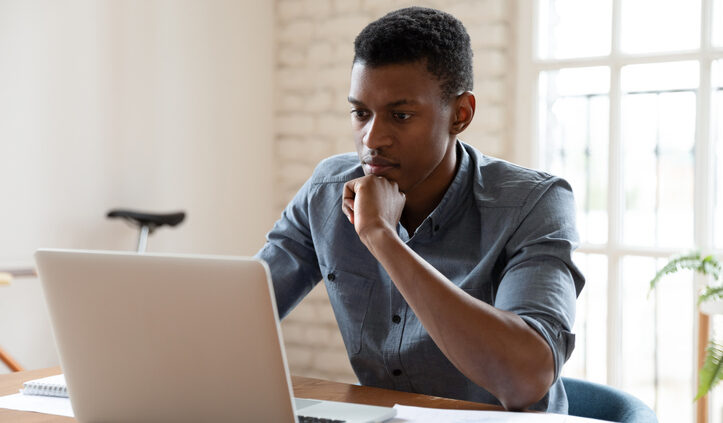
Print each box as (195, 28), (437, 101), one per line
(562, 377), (658, 423)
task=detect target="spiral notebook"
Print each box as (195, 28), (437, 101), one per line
(22, 374), (68, 398)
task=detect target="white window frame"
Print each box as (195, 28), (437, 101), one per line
(514, 0), (723, 419)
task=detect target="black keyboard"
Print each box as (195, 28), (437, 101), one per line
(297, 416), (346, 423)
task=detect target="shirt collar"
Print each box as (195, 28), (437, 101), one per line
(401, 140), (473, 241)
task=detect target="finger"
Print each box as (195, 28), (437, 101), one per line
(342, 208), (353, 224)
(342, 197), (355, 223)
(342, 180), (359, 224)
(343, 179), (360, 198)
(342, 197), (355, 213)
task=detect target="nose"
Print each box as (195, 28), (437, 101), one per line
(362, 117), (393, 150)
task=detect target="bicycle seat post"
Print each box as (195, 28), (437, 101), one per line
(137, 225), (151, 253)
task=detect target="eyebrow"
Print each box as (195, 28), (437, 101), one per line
(347, 96), (420, 108)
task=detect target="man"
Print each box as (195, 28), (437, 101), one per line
(257, 7), (584, 413)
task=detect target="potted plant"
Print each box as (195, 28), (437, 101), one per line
(650, 252), (723, 400)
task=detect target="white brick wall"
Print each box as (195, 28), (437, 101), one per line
(273, 0), (515, 383)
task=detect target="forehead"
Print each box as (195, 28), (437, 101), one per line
(348, 61), (444, 105)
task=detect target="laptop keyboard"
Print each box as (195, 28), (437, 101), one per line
(297, 416), (346, 423)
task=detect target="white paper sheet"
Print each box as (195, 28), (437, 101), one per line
(389, 404), (610, 423)
(0, 392), (74, 417)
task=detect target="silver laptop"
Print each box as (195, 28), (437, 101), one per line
(35, 249), (396, 423)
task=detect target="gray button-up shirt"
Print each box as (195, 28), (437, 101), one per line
(256, 141), (584, 412)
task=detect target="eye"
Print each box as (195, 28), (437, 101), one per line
(392, 112), (412, 121)
(350, 109), (370, 120)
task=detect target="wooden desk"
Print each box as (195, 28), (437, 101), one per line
(0, 367), (501, 422)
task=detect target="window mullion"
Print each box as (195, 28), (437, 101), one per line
(607, 0), (624, 390)
(611, 0), (622, 56)
(533, 51), (723, 72)
(695, 3), (714, 272)
(694, 3), (715, 423)
(702, 0), (714, 52)
(696, 0), (715, 249)
(695, 69), (714, 251)
(607, 62), (624, 389)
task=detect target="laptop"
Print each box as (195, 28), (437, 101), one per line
(34, 249), (396, 423)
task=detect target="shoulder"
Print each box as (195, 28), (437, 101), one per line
(461, 142), (569, 209)
(278, 153), (362, 226)
(309, 152), (364, 186)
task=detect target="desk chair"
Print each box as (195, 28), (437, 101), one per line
(562, 377), (658, 423)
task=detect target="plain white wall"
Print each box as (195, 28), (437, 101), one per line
(0, 0), (274, 372)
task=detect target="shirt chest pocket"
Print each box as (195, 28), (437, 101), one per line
(322, 268), (375, 356)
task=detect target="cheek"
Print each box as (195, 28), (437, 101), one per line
(427, 116), (453, 153)
(417, 120), (449, 153)
(350, 123), (362, 146)
(353, 130), (363, 148)
(432, 112), (453, 137)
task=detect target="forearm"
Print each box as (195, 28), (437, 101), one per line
(360, 226), (554, 410)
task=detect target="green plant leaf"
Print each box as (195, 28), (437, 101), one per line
(649, 252), (723, 298)
(649, 254), (723, 401)
(701, 255), (723, 281)
(699, 286), (723, 305)
(649, 252), (702, 293)
(696, 341), (723, 400)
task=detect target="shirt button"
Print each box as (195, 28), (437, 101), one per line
(392, 315), (401, 324)
(434, 224), (440, 231)
(327, 273), (335, 281)
(392, 369), (402, 376)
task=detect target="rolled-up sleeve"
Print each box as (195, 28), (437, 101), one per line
(256, 178), (322, 319)
(494, 178), (585, 381)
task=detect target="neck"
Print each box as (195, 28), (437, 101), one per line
(400, 141), (459, 234)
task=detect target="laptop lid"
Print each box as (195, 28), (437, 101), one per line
(35, 249), (297, 423)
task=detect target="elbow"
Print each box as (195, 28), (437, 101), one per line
(494, 370), (553, 411)
(496, 332), (556, 410)
(498, 387), (547, 411)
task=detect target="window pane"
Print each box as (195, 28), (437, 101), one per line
(622, 256), (694, 421)
(537, 0), (612, 59)
(539, 67), (609, 245)
(714, 60), (723, 249)
(621, 62), (697, 248)
(562, 253), (607, 383)
(621, 0), (701, 54)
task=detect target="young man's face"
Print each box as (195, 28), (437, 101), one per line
(347, 61), (457, 198)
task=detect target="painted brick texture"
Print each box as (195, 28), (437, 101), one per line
(273, 0), (514, 383)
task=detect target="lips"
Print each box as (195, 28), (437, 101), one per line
(362, 156), (399, 176)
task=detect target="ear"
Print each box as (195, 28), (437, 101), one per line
(449, 91), (476, 135)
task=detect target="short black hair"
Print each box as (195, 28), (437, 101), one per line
(353, 7), (473, 100)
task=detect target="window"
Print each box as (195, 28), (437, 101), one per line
(516, 1), (723, 422)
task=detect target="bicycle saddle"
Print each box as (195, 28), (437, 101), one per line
(107, 209), (186, 232)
